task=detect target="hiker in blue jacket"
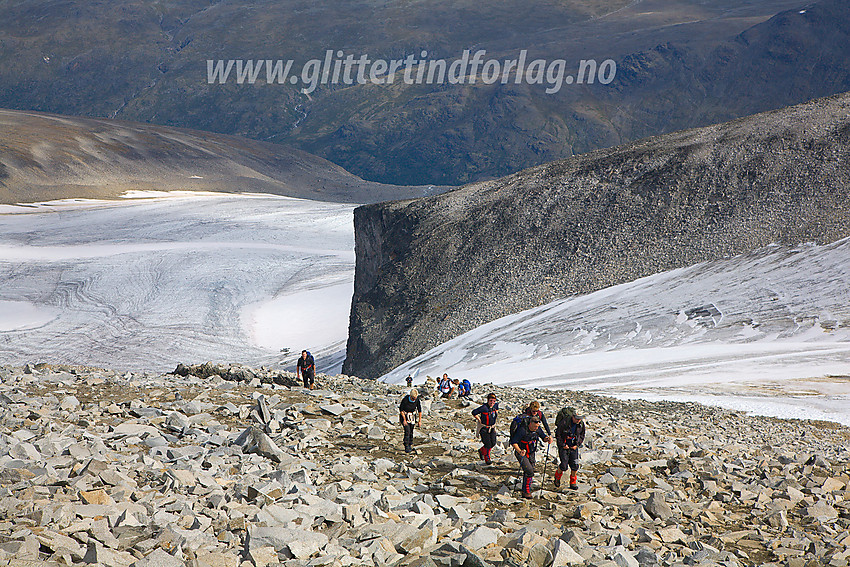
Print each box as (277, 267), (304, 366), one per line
(509, 415), (551, 498)
(471, 393), (498, 464)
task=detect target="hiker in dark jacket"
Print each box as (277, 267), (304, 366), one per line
(554, 406), (586, 489)
(471, 393), (498, 465)
(509, 415), (551, 498)
(524, 400), (552, 436)
(399, 389), (422, 453)
(296, 350), (315, 389)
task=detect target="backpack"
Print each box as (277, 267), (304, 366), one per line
(555, 407), (573, 429)
(460, 379), (471, 394)
(509, 413), (531, 438)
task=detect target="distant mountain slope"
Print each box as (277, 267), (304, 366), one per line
(1, 0), (843, 185)
(0, 109), (436, 205)
(343, 91), (850, 379)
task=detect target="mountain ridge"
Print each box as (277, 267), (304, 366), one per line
(343, 90), (850, 379)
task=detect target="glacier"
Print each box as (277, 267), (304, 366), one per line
(382, 238), (850, 425)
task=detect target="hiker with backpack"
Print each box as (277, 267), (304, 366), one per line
(458, 379), (472, 398)
(438, 374), (455, 398)
(471, 393), (498, 464)
(554, 406), (586, 489)
(524, 400), (552, 436)
(509, 414), (552, 498)
(296, 350), (315, 389)
(399, 388), (422, 453)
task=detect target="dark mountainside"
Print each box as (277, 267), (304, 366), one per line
(0, 109), (438, 205)
(1, 0), (847, 186)
(343, 91), (850, 379)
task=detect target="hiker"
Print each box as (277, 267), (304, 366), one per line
(509, 415), (551, 498)
(296, 350), (315, 389)
(471, 393), (498, 464)
(438, 374), (455, 398)
(524, 400), (552, 436)
(458, 379), (472, 398)
(406, 375), (413, 387)
(399, 388), (422, 453)
(554, 406), (586, 489)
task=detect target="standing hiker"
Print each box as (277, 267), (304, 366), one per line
(399, 388), (422, 453)
(524, 400), (552, 436)
(296, 350), (315, 389)
(554, 406), (586, 489)
(510, 415), (551, 498)
(471, 393), (499, 465)
(406, 375), (413, 388)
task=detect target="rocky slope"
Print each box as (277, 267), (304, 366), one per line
(0, 109), (437, 205)
(0, 362), (847, 567)
(343, 91), (850, 379)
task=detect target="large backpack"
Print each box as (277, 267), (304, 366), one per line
(555, 407), (574, 429)
(509, 413), (531, 438)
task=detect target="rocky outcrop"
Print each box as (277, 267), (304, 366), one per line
(0, 362), (847, 566)
(344, 92), (850, 378)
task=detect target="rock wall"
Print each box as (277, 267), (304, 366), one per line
(344, 92), (850, 379)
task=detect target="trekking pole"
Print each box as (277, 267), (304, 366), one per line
(538, 441), (552, 498)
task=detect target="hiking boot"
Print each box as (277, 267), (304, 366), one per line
(521, 491), (532, 499)
(554, 469), (563, 488)
(478, 447), (485, 461)
(484, 459), (492, 465)
(569, 473), (578, 489)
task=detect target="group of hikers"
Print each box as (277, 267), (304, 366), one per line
(297, 353), (585, 499)
(398, 381), (586, 499)
(408, 373), (472, 398)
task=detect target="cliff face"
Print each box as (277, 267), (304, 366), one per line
(343, 92), (850, 379)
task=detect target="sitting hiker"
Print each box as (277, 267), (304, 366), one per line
(458, 379), (472, 398)
(399, 389), (422, 453)
(554, 406), (586, 489)
(471, 393), (498, 464)
(438, 373), (455, 398)
(509, 415), (551, 498)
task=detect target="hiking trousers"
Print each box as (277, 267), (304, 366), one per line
(403, 423), (415, 448)
(515, 451), (536, 494)
(479, 427), (497, 450)
(558, 446), (579, 472)
(301, 370), (314, 388)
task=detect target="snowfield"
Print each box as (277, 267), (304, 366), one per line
(0, 192), (354, 373)
(382, 238), (850, 425)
